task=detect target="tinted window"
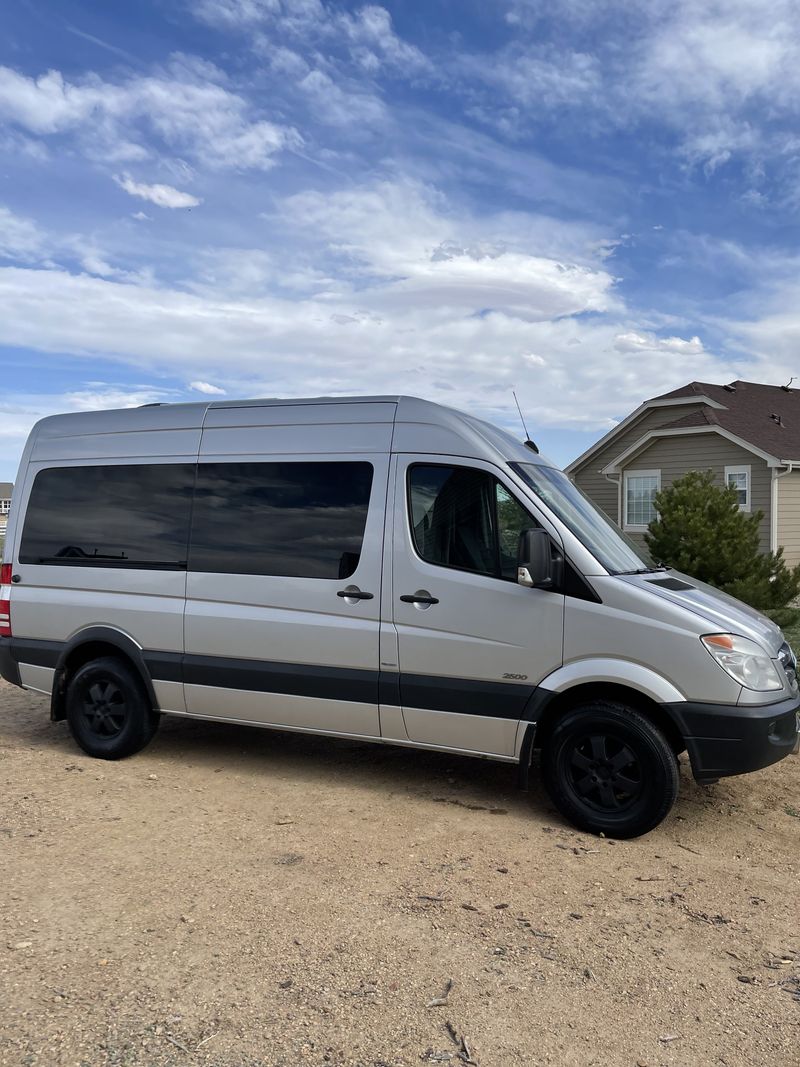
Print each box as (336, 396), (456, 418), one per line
(20, 464), (194, 567)
(189, 461), (373, 578)
(496, 483), (537, 579)
(408, 465), (537, 580)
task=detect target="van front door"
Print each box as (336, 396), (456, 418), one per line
(389, 457), (564, 756)
(183, 453), (387, 737)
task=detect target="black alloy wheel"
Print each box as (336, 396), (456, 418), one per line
(542, 700), (680, 838)
(80, 678), (128, 739)
(566, 731), (644, 812)
(66, 656), (160, 759)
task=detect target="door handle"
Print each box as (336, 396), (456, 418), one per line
(337, 586), (374, 601)
(400, 593), (439, 606)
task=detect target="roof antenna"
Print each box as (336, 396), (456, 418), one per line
(781, 377), (796, 392)
(512, 389), (539, 454)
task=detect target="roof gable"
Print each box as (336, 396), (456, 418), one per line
(567, 379), (800, 473)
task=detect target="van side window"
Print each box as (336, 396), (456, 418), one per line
(408, 465), (538, 580)
(496, 483), (537, 579)
(189, 461), (373, 579)
(19, 464), (194, 567)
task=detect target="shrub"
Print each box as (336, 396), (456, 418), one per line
(644, 470), (800, 623)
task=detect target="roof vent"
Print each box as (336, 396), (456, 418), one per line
(723, 383), (736, 393)
(770, 412), (784, 427)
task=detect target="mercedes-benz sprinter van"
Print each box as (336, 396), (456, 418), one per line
(1, 396), (797, 837)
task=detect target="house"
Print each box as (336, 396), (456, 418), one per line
(566, 381), (800, 566)
(0, 482), (11, 552)
(0, 483), (12, 529)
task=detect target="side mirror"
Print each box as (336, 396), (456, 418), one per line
(518, 528), (559, 589)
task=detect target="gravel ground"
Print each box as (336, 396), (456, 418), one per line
(1, 679), (799, 1067)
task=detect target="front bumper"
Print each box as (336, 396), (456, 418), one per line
(664, 695), (800, 783)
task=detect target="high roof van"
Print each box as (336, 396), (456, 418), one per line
(1, 396), (797, 837)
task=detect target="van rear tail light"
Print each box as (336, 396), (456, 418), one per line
(0, 564), (11, 637)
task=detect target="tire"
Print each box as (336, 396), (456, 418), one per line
(542, 701), (679, 839)
(65, 656), (160, 760)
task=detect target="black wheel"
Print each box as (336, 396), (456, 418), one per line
(542, 701), (679, 838)
(65, 656), (160, 760)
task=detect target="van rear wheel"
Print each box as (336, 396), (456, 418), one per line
(66, 656), (160, 760)
(542, 701), (679, 839)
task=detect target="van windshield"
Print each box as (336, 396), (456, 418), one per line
(511, 462), (660, 575)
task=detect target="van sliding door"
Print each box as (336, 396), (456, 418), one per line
(182, 453), (388, 737)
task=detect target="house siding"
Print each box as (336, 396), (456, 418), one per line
(571, 404), (713, 526)
(619, 434), (772, 552)
(776, 470), (800, 567)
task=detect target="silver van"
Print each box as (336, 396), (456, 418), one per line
(1, 396), (798, 837)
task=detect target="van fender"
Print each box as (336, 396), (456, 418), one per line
(515, 658), (686, 789)
(537, 658), (686, 705)
(51, 625), (161, 721)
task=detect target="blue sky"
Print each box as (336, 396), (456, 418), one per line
(2, 0), (800, 481)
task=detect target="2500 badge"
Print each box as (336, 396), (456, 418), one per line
(502, 673), (528, 680)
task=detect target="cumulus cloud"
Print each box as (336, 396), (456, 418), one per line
(278, 179), (618, 319)
(612, 331), (706, 357)
(115, 175), (201, 209)
(190, 380), (227, 395)
(0, 57), (301, 171)
(0, 160), (737, 449)
(0, 258), (742, 449)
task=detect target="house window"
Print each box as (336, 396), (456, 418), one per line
(0, 499), (9, 515)
(624, 470), (660, 529)
(725, 465), (750, 511)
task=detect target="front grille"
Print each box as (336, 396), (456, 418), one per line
(778, 642), (797, 690)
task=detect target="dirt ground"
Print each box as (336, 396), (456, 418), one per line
(1, 680), (799, 1067)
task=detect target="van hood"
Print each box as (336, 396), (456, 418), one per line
(617, 571), (784, 654)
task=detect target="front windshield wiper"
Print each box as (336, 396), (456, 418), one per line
(614, 566), (669, 575)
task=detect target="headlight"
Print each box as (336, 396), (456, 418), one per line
(701, 633), (783, 692)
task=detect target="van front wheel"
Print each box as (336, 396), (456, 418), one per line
(542, 701), (679, 838)
(66, 656), (160, 760)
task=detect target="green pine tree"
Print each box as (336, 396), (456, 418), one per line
(644, 469), (800, 625)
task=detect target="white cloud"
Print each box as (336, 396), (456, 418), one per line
(0, 205), (46, 263)
(337, 5), (431, 74)
(466, 1), (800, 175)
(115, 175), (201, 209)
(0, 241), (725, 445)
(194, 0), (285, 27)
(0, 57), (300, 171)
(0, 384), (175, 478)
(297, 69), (386, 128)
(190, 380), (227, 394)
(0, 67), (101, 134)
(613, 331), (706, 357)
(0, 204), (146, 283)
(277, 178), (618, 318)
(471, 48), (600, 112)
(197, 1), (429, 73)
(0, 178), (780, 479)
